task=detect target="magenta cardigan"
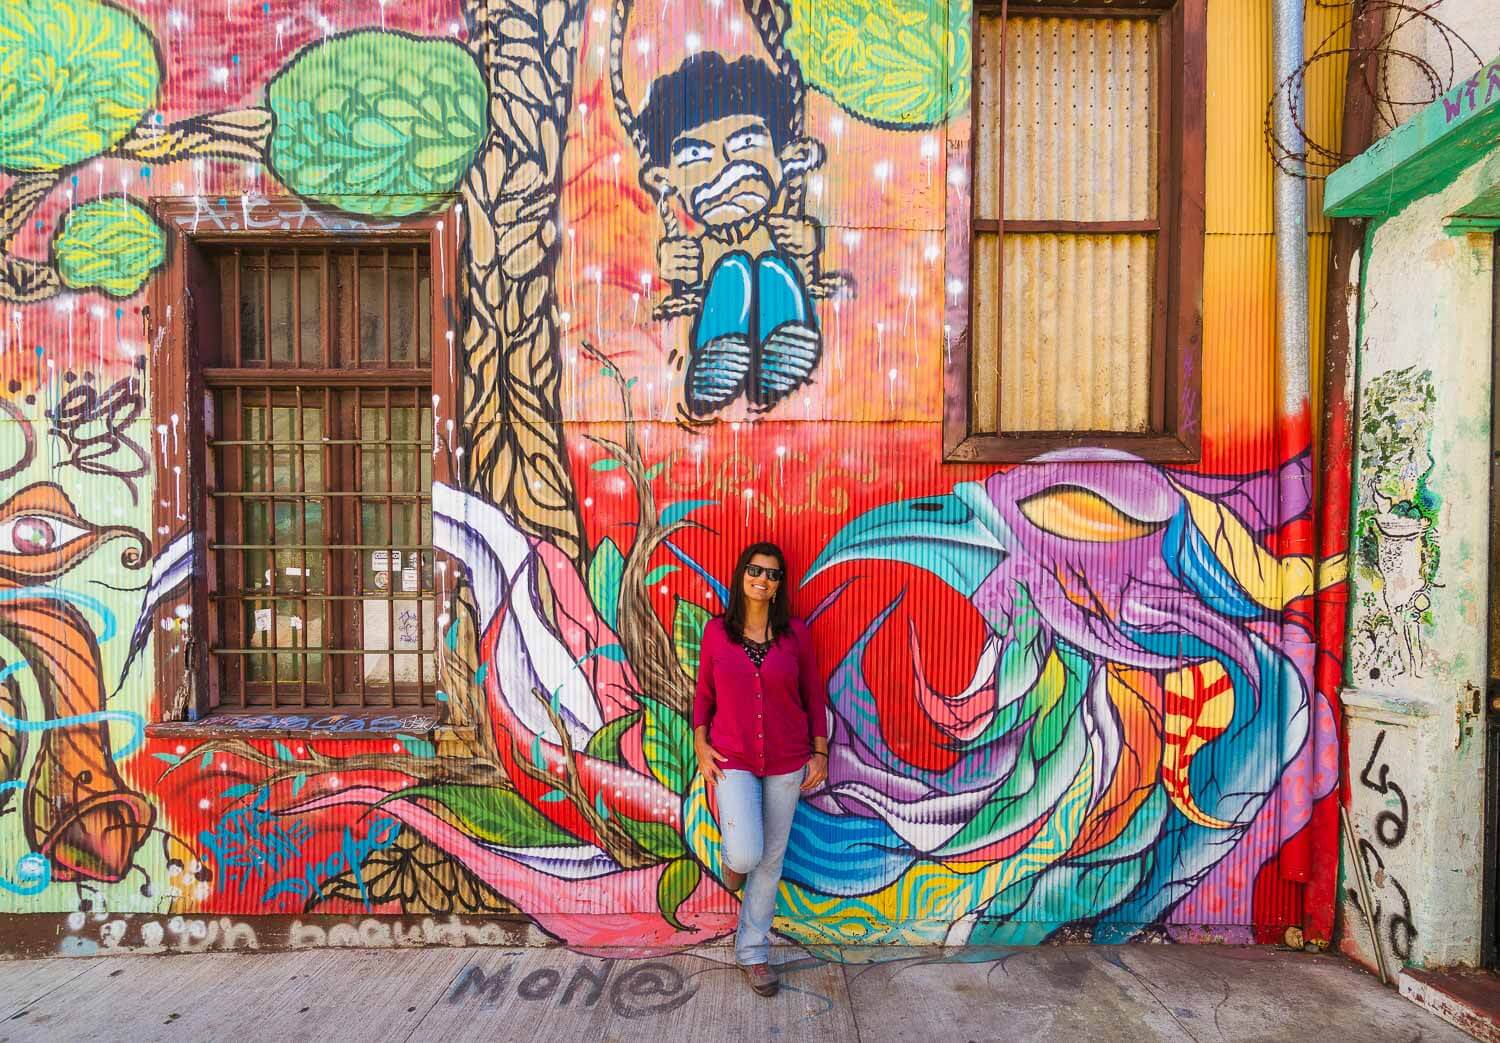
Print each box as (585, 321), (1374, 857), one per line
(692, 617), (829, 777)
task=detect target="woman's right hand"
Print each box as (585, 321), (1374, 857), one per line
(695, 736), (728, 788)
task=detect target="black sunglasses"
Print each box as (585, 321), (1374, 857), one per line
(744, 564), (785, 582)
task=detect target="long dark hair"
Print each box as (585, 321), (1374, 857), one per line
(723, 542), (793, 644)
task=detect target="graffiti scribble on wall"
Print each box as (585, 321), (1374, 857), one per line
(1351, 367), (1440, 685)
(0, 0), (1342, 957)
(1348, 729), (1417, 964)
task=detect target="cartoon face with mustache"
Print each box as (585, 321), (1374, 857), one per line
(637, 52), (830, 417)
(661, 115), (787, 227)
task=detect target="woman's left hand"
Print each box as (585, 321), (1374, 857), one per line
(801, 752), (828, 793)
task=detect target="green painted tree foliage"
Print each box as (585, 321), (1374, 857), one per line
(788, 0), (970, 129)
(0, 0), (162, 173)
(53, 198), (165, 298)
(266, 30), (487, 217)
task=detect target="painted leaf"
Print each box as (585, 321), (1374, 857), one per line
(292, 773), (308, 796)
(0, 678), (26, 816)
(221, 783), (258, 800)
(588, 538), (625, 629)
(591, 459), (624, 472)
(0, 0), (162, 172)
(787, 0), (970, 128)
(393, 784), (576, 848)
(659, 499), (716, 527)
(656, 857), (702, 932)
(663, 540), (730, 605)
(266, 31), (486, 216)
(639, 696), (693, 795)
(397, 733), (437, 759)
(672, 599), (712, 678)
(577, 643), (628, 664)
(274, 741), (298, 762)
(643, 460), (667, 481)
(619, 812), (687, 861)
(642, 564), (679, 587)
(53, 200), (166, 298)
(583, 711), (641, 765)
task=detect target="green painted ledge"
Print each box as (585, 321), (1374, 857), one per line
(1444, 160), (1500, 234)
(1325, 53), (1500, 218)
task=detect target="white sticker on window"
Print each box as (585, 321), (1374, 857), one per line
(285, 566), (305, 577)
(401, 567), (419, 592)
(254, 609), (272, 633)
(372, 550), (402, 573)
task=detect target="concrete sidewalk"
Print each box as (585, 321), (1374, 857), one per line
(0, 944), (1472, 1042)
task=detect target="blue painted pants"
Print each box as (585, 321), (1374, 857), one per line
(716, 766), (805, 965)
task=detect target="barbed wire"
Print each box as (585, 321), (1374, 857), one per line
(1264, 0), (1482, 180)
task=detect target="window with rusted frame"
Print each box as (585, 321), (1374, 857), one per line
(148, 201), (457, 721)
(945, 0), (1206, 462)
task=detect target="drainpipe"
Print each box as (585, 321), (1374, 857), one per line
(1272, 0), (1311, 452)
(1311, 0), (1385, 946)
(1271, 0), (1316, 896)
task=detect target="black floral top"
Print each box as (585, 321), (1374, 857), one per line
(741, 635), (772, 669)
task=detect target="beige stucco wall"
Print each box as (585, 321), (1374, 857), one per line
(1377, 10), (1500, 138)
(1340, 148), (1499, 972)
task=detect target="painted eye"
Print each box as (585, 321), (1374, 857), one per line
(1017, 487), (1166, 543)
(727, 130), (768, 153)
(0, 515), (89, 555)
(672, 143), (713, 166)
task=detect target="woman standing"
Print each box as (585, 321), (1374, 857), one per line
(693, 542), (829, 997)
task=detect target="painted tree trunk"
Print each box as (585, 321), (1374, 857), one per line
(458, 0), (587, 563)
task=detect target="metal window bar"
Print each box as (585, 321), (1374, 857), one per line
(206, 246), (436, 711)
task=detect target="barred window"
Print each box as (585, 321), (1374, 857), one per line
(148, 203), (457, 723)
(205, 246), (437, 710)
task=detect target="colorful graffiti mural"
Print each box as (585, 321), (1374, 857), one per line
(0, 0), (1344, 955)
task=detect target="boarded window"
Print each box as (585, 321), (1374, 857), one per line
(950, 0), (1205, 462)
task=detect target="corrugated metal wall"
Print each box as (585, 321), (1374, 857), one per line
(0, 0), (1348, 953)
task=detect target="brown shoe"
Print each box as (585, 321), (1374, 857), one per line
(722, 867), (746, 892)
(740, 961), (778, 996)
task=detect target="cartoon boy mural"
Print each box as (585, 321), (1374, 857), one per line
(636, 52), (832, 416)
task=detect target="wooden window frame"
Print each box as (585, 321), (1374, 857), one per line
(147, 197), (460, 725)
(944, 0), (1206, 463)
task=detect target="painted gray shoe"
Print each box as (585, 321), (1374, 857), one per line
(685, 333), (751, 416)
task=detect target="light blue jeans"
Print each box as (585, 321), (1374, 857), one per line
(717, 766), (805, 965)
